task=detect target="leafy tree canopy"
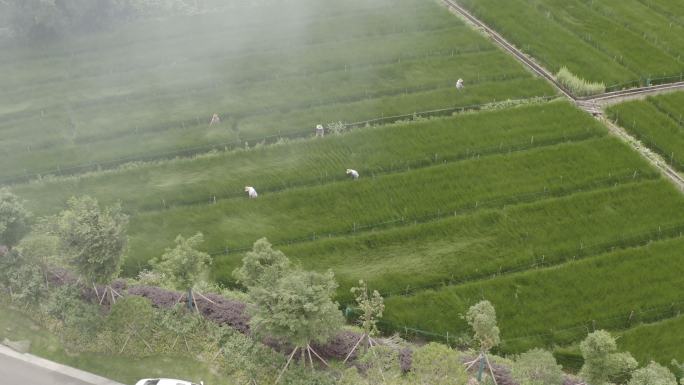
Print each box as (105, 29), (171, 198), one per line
(351, 280), (384, 337)
(150, 232), (211, 291)
(579, 330), (637, 385)
(50, 195), (128, 285)
(233, 237), (290, 289)
(465, 300), (500, 352)
(628, 361), (677, 385)
(249, 269), (343, 347)
(0, 188), (31, 249)
(511, 348), (564, 385)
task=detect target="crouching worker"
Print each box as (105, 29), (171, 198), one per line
(346, 169), (359, 180)
(315, 124), (324, 137)
(210, 113), (221, 126)
(245, 186), (258, 198)
(456, 78), (464, 90)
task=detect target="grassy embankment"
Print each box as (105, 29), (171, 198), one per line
(0, 305), (224, 384)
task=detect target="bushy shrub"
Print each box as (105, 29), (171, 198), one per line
(511, 348), (563, 385)
(579, 330), (637, 385)
(556, 67), (606, 97)
(628, 361), (677, 385)
(409, 343), (467, 385)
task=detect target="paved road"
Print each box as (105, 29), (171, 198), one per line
(0, 344), (125, 385)
(0, 352), (93, 385)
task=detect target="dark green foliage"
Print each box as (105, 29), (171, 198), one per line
(232, 238), (290, 289)
(49, 196), (128, 284)
(249, 269), (343, 347)
(150, 232), (211, 291)
(44, 284), (102, 332)
(0, 188), (31, 248)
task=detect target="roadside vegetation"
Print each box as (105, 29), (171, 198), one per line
(0, 194), (681, 384)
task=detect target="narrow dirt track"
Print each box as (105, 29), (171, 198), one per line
(441, 0), (684, 192)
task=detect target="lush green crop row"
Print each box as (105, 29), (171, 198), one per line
(618, 315), (684, 369)
(271, 179), (681, 302)
(13, 102), (600, 215)
(0, 0), (553, 182)
(126, 136), (656, 274)
(606, 91), (684, 171)
(382, 234), (684, 356)
(454, 0), (684, 86)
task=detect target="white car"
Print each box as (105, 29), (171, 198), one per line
(135, 379), (204, 385)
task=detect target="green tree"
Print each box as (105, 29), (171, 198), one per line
(410, 343), (468, 385)
(579, 330), (637, 385)
(151, 233), (211, 290)
(250, 269), (343, 380)
(465, 300), (500, 353)
(511, 348), (564, 385)
(344, 280), (384, 362)
(0, 188), (31, 249)
(250, 269), (343, 347)
(233, 237), (290, 289)
(50, 196), (128, 286)
(0, 248), (45, 304)
(150, 233), (211, 311)
(628, 362), (677, 385)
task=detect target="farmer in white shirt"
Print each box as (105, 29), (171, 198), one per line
(456, 78), (464, 90)
(315, 124), (324, 137)
(210, 113), (221, 126)
(346, 169), (359, 180)
(245, 186), (258, 198)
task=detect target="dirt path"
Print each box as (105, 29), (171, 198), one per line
(441, 0), (684, 192)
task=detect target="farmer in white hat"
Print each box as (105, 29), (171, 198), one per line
(210, 113), (221, 126)
(456, 78), (464, 90)
(346, 169), (359, 180)
(244, 186), (258, 198)
(315, 124), (324, 137)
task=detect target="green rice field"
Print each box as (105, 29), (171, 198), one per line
(454, 0), (684, 89)
(607, 91), (684, 171)
(3, 0), (684, 373)
(0, 0), (554, 184)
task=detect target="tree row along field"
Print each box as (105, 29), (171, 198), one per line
(0, 0), (555, 182)
(453, 0), (684, 87)
(606, 91), (684, 171)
